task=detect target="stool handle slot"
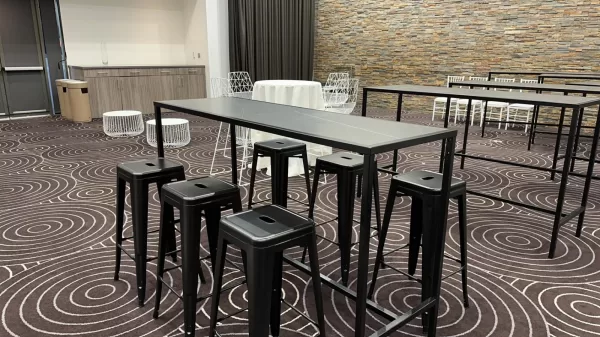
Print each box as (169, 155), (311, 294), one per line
(146, 163), (156, 167)
(195, 183), (208, 188)
(421, 176), (434, 180)
(259, 216), (276, 223)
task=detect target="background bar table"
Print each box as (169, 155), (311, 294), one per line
(362, 84), (600, 258)
(540, 73), (600, 82)
(570, 81), (600, 87)
(154, 97), (457, 337)
(450, 80), (600, 169)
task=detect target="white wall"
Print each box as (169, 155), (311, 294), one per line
(182, 0), (209, 67)
(205, 0), (230, 81)
(61, 0), (187, 66)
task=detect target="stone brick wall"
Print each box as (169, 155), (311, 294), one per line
(314, 0), (600, 127)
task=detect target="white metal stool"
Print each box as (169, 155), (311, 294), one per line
(146, 118), (191, 148)
(103, 110), (145, 137)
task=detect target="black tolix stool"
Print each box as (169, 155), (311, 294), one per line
(368, 170), (469, 310)
(153, 177), (243, 336)
(114, 158), (185, 306)
(209, 205), (326, 337)
(247, 138), (311, 208)
(301, 152), (382, 286)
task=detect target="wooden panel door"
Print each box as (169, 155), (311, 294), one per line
(119, 77), (144, 112)
(185, 74), (207, 99)
(87, 77), (122, 118)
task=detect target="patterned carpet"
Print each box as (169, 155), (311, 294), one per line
(1, 108), (600, 337)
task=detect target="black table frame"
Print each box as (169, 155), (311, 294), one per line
(153, 97), (458, 337)
(450, 80), (600, 179)
(362, 85), (600, 258)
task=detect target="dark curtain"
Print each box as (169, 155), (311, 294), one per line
(228, 0), (315, 81)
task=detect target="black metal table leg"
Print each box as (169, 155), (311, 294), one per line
(527, 92), (540, 151)
(392, 94), (403, 172)
(154, 105), (165, 158)
(353, 153), (376, 337)
(460, 99), (473, 169)
(549, 107), (580, 258)
(230, 124), (238, 185)
(576, 105), (600, 237)
(361, 89), (368, 117)
(550, 103), (567, 181)
(439, 95), (452, 173)
(571, 107), (585, 172)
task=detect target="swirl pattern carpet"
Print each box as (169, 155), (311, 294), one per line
(0, 109), (599, 337)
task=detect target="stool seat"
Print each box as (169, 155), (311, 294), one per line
(221, 205), (314, 247)
(317, 152), (364, 169)
(254, 138), (305, 152)
(163, 177), (238, 202)
(393, 170), (465, 196)
(117, 158), (184, 180)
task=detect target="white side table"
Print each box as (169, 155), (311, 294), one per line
(146, 118), (191, 148)
(103, 110), (144, 137)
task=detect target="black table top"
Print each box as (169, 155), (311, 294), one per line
(489, 70), (544, 75)
(155, 97), (456, 154)
(365, 85), (600, 108)
(570, 81), (600, 87)
(450, 80), (600, 95)
(540, 73), (600, 80)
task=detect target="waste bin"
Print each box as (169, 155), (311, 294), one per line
(56, 79), (76, 120)
(66, 80), (92, 123)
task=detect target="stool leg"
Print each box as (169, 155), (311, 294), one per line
(337, 170), (355, 287)
(157, 181), (177, 263)
(408, 197), (423, 276)
(205, 206), (221, 272)
(421, 197), (435, 332)
(368, 184), (397, 299)
(248, 247), (275, 337)
(270, 253), (283, 337)
(131, 180), (149, 307)
(209, 235), (228, 337)
(301, 151), (312, 199)
(114, 177), (126, 281)
(307, 231), (327, 337)
(230, 194), (248, 274)
(357, 173), (363, 198)
(248, 150), (259, 209)
(302, 161), (321, 264)
(457, 194), (469, 308)
(153, 199), (174, 319)
(181, 206), (202, 336)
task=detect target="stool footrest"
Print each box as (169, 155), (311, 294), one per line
(441, 267), (465, 281)
(282, 298), (318, 327)
(116, 244), (136, 261)
(215, 307), (248, 323)
(198, 280), (246, 302)
(382, 243), (411, 257)
(157, 277), (183, 300)
(249, 195), (310, 208)
(384, 264), (422, 283)
(164, 264), (182, 273)
(315, 231), (379, 247)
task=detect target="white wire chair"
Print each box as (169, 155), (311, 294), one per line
(506, 79), (537, 132)
(209, 76), (254, 185)
(228, 71), (253, 99)
(485, 78), (515, 129)
(432, 75), (464, 122)
(326, 78), (359, 114)
(455, 76), (488, 125)
(323, 72), (350, 108)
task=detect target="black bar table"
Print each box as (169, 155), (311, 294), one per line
(450, 80), (600, 169)
(362, 84), (600, 258)
(570, 81), (600, 87)
(154, 97), (457, 337)
(540, 73), (600, 82)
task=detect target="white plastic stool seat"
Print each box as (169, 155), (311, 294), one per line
(103, 110), (144, 137)
(146, 118), (191, 148)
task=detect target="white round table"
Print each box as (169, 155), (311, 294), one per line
(251, 80), (331, 176)
(146, 118), (191, 148)
(102, 110), (145, 137)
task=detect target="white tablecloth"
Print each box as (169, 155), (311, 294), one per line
(251, 80), (332, 176)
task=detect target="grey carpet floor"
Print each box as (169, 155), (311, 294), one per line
(0, 108), (599, 336)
